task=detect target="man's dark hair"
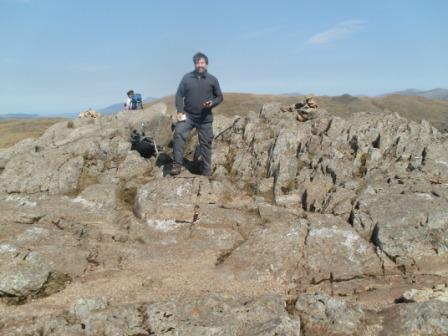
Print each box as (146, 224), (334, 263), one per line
(193, 52), (208, 65)
(127, 90), (134, 96)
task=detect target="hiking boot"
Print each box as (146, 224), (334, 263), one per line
(193, 160), (212, 176)
(201, 169), (212, 177)
(170, 163), (182, 176)
(191, 160), (202, 174)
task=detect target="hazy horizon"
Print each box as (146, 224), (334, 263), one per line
(1, 88), (448, 117)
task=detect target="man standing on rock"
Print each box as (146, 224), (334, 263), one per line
(171, 52), (223, 176)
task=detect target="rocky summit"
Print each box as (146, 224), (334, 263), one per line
(0, 101), (448, 336)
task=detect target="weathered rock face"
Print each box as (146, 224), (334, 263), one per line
(302, 214), (383, 283)
(0, 152), (84, 194)
(0, 103), (168, 195)
(352, 183), (448, 274)
(218, 219), (308, 283)
(294, 291), (448, 336)
(294, 293), (368, 336)
(116, 150), (152, 180)
(1, 294), (300, 336)
(134, 177), (200, 223)
(400, 285), (448, 303)
(0, 243), (69, 304)
(1, 101), (448, 334)
(115, 102), (173, 146)
(144, 294), (300, 336)
(380, 300), (448, 336)
(219, 213), (383, 287)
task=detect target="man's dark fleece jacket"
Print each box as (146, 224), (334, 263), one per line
(175, 70), (223, 123)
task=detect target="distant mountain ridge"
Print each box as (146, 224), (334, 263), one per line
(281, 88), (448, 100)
(1, 90), (447, 119)
(381, 88), (448, 100)
(0, 113), (40, 119)
(0, 97), (158, 119)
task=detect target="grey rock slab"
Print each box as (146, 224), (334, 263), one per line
(0, 244), (68, 303)
(380, 300), (448, 336)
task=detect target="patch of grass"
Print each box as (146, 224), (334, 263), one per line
(0, 118), (66, 148)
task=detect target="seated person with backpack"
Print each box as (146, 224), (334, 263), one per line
(124, 90), (143, 110)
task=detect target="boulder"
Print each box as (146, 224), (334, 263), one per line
(219, 219), (308, 283)
(134, 177), (199, 224)
(1, 294), (300, 335)
(294, 293), (367, 336)
(70, 296), (108, 320)
(116, 150), (152, 180)
(352, 183), (448, 273)
(0, 243), (69, 303)
(221, 213), (382, 285)
(73, 183), (118, 209)
(304, 214), (383, 283)
(116, 102), (173, 146)
(381, 301), (448, 335)
(143, 294), (300, 335)
(0, 151), (84, 195)
(400, 285), (448, 303)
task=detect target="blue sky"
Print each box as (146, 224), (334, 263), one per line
(0, 0), (447, 115)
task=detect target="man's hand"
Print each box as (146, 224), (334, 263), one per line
(203, 100), (213, 108)
(176, 111), (186, 122)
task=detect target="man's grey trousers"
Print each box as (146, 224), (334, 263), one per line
(173, 118), (213, 173)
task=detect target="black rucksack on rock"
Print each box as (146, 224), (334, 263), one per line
(130, 129), (157, 158)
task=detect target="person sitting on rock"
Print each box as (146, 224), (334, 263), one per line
(124, 90), (135, 110)
(170, 52), (224, 176)
(124, 90), (143, 110)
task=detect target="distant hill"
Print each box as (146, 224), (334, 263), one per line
(0, 97), (158, 120)
(279, 92), (304, 97)
(382, 88), (448, 100)
(0, 113), (40, 119)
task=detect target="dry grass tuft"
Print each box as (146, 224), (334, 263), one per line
(0, 118), (66, 148)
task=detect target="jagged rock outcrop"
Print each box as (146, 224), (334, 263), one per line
(0, 103), (171, 195)
(1, 101), (448, 335)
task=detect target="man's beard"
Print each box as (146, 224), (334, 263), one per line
(196, 67), (206, 73)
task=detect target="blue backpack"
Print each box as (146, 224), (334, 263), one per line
(131, 94), (143, 110)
